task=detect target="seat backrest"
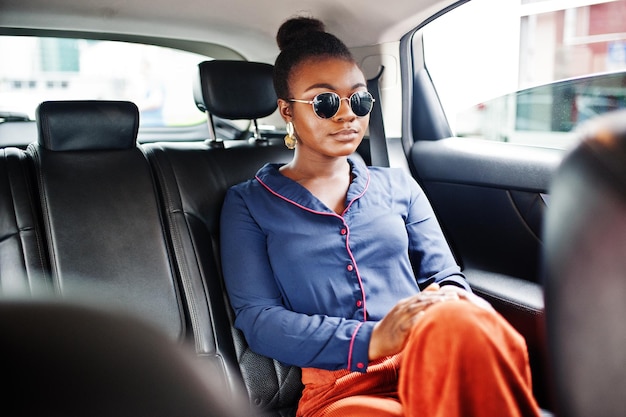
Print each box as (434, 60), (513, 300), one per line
(28, 100), (185, 340)
(145, 141), (300, 416)
(2, 99), (254, 406)
(2, 300), (253, 417)
(148, 59), (303, 417)
(0, 147), (50, 296)
(543, 109), (626, 417)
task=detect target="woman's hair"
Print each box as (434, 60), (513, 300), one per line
(273, 17), (355, 100)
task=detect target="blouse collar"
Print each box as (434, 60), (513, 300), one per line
(254, 157), (370, 214)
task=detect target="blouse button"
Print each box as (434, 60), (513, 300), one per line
(340, 228), (347, 235)
(347, 264), (354, 272)
(356, 300), (362, 307)
(357, 362), (365, 369)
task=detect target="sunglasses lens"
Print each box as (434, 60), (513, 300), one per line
(351, 91), (374, 117)
(310, 91), (374, 118)
(313, 93), (340, 119)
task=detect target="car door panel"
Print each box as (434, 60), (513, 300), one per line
(410, 137), (564, 408)
(410, 138), (563, 281)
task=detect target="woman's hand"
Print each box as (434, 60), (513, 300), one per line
(369, 283), (452, 360)
(368, 283), (493, 361)
(438, 285), (494, 312)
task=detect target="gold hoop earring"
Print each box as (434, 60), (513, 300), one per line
(284, 121), (297, 150)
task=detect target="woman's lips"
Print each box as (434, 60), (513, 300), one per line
(331, 128), (360, 141)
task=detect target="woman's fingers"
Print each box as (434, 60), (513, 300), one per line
(370, 285), (493, 360)
(439, 286), (494, 311)
(400, 289), (459, 309)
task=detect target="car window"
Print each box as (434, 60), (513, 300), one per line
(0, 36), (210, 128)
(422, 0), (626, 149)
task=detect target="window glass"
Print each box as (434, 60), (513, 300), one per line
(0, 36), (210, 127)
(422, 0), (626, 149)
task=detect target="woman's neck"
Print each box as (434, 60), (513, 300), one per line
(280, 154), (350, 182)
(280, 155), (353, 215)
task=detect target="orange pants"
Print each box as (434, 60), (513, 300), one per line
(296, 300), (541, 417)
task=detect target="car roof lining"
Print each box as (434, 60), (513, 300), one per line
(0, 27), (245, 61)
(0, 0), (461, 61)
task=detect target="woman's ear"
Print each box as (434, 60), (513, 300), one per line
(277, 99), (292, 122)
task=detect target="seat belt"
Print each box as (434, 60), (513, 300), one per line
(367, 66), (390, 167)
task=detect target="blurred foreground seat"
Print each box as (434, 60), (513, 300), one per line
(2, 300), (254, 417)
(543, 109), (626, 417)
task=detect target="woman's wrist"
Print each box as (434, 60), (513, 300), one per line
(368, 322), (383, 360)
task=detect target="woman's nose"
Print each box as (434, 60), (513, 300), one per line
(333, 97), (356, 121)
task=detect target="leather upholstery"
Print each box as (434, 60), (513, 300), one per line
(194, 60), (277, 120)
(0, 59), (356, 415)
(543, 109), (626, 417)
(28, 101), (185, 340)
(36, 100), (139, 151)
(2, 300), (252, 417)
(1, 95), (301, 414)
(0, 147), (50, 296)
(187, 59), (304, 415)
(145, 140), (302, 416)
(0, 99), (257, 412)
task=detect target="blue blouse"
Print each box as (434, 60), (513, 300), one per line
(220, 157), (468, 373)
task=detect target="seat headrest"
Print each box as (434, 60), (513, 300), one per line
(194, 60), (277, 120)
(36, 101), (139, 151)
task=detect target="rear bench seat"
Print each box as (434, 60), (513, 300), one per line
(28, 101), (185, 339)
(0, 62), (305, 416)
(144, 59), (302, 416)
(0, 100), (254, 409)
(145, 141), (299, 416)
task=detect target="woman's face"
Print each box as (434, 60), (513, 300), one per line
(278, 57), (370, 159)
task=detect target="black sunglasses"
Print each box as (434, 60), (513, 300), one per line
(289, 91), (375, 119)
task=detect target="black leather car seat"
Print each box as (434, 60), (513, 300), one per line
(27, 100), (186, 339)
(145, 59), (300, 416)
(2, 300), (253, 417)
(2, 100), (251, 410)
(0, 147), (49, 295)
(543, 109), (626, 417)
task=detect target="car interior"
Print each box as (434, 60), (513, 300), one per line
(1, 0), (625, 416)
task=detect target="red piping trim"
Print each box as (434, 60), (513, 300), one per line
(256, 172), (371, 321)
(348, 321), (364, 370)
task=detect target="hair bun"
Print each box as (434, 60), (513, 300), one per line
(276, 17), (326, 51)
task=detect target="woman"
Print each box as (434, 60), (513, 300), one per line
(220, 16), (541, 417)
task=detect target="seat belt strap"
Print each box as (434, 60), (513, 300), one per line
(367, 66), (390, 167)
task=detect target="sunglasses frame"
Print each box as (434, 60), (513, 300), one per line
(289, 91), (375, 119)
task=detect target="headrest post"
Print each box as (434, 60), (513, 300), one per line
(205, 113), (219, 143)
(252, 119), (261, 141)
(252, 119), (268, 145)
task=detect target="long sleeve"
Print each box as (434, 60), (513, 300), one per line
(219, 159), (468, 373)
(403, 173), (470, 291)
(220, 187), (375, 371)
